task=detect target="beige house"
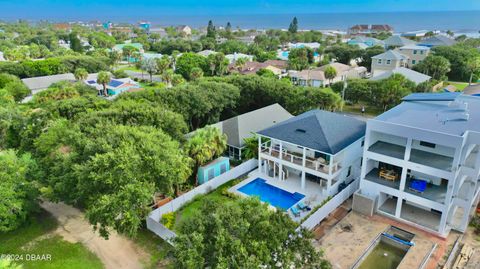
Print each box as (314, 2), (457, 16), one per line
(176, 25), (192, 36)
(397, 45), (430, 66)
(371, 50), (409, 76)
(290, 63), (367, 87)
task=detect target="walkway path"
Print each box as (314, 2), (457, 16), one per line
(41, 201), (148, 269)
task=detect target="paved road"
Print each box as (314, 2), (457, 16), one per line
(41, 201), (148, 269)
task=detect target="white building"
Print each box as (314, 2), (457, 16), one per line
(257, 110), (366, 197)
(356, 93), (480, 237)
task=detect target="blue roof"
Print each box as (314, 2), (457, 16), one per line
(402, 92), (461, 102)
(257, 110), (366, 155)
(108, 80), (124, 87)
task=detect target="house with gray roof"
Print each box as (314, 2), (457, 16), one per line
(418, 35), (457, 47)
(355, 93), (480, 237)
(256, 109), (366, 196)
(383, 35), (417, 48)
(188, 103), (293, 160)
(370, 67), (431, 85)
(371, 50), (409, 76)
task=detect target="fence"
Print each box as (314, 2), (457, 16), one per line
(146, 159), (258, 244)
(300, 179), (360, 230)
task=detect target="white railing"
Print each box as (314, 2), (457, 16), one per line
(299, 179), (360, 230)
(146, 159), (258, 244)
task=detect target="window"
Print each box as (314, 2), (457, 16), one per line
(347, 166), (352, 177)
(361, 140), (365, 147)
(420, 50), (424, 55)
(420, 141), (436, 148)
(220, 163), (227, 174)
(378, 59), (382, 64)
(413, 50), (417, 54)
(207, 168), (215, 180)
(412, 60), (416, 65)
(386, 60), (391, 65)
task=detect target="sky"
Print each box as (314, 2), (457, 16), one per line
(0, 0), (480, 20)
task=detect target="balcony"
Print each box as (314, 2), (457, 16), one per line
(409, 149), (453, 171)
(260, 142), (341, 175)
(368, 141), (406, 159)
(404, 178), (447, 204)
(364, 168), (400, 190)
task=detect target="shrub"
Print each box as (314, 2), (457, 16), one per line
(160, 212), (176, 230)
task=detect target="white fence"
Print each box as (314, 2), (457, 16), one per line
(300, 179), (360, 230)
(147, 159), (258, 244)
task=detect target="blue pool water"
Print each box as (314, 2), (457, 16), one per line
(238, 178), (305, 210)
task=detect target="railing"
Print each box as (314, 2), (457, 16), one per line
(261, 143), (341, 174)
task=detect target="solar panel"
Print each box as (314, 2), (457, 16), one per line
(108, 80), (124, 87)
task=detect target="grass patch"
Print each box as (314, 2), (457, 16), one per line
(342, 102), (384, 117)
(173, 177), (245, 231)
(133, 228), (173, 269)
(115, 65), (142, 72)
(446, 81), (469, 91)
(0, 210), (103, 269)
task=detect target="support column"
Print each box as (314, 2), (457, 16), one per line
(257, 136), (262, 171)
(279, 141), (283, 181)
(301, 147), (306, 189)
(395, 198), (402, 218)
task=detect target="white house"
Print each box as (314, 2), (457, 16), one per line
(355, 93), (480, 237)
(225, 53), (254, 64)
(257, 110), (366, 197)
(290, 63), (367, 87)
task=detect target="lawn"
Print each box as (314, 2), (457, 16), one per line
(342, 102), (384, 117)
(446, 81), (469, 91)
(115, 65), (142, 72)
(173, 177), (245, 231)
(132, 228), (173, 269)
(0, 210), (103, 269)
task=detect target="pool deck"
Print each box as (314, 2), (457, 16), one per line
(229, 170), (329, 221)
(315, 212), (447, 269)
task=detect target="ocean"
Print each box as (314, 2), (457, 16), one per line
(119, 11), (480, 32)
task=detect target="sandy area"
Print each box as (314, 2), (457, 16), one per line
(459, 227), (480, 269)
(41, 201), (148, 269)
(315, 212), (448, 269)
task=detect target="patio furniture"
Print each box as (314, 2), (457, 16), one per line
(409, 179), (427, 193)
(290, 207), (301, 217)
(379, 169), (398, 181)
(297, 201), (308, 211)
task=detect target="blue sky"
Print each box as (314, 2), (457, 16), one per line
(0, 0), (479, 19)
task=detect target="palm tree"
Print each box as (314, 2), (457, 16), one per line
(74, 68), (88, 81)
(141, 58), (158, 82)
(467, 57), (480, 85)
(161, 69), (174, 88)
(189, 67), (204, 81)
(96, 71), (111, 96)
(324, 66), (337, 86)
(235, 57), (247, 72)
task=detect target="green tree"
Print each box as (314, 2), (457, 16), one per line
(467, 56), (480, 85)
(69, 32), (83, 53)
(74, 67), (88, 81)
(288, 17), (299, 34)
(156, 55), (172, 75)
(207, 53), (228, 76)
(288, 47), (312, 70)
(172, 74), (186, 86)
(175, 52), (208, 80)
(413, 55), (451, 80)
(324, 66), (338, 85)
(3, 81), (30, 102)
(174, 198), (331, 269)
(96, 71), (111, 96)
(376, 74), (413, 111)
(140, 58), (158, 82)
(162, 69), (174, 88)
(325, 44), (363, 65)
(206, 20), (216, 38)
(121, 45), (139, 65)
(108, 50), (122, 67)
(189, 67), (204, 81)
(0, 150), (39, 232)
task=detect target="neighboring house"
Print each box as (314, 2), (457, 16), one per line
(383, 35), (416, 48)
(190, 104), (293, 160)
(287, 42), (321, 50)
(347, 36), (385, 48)
(85, 77), (141, 96)
(197, 50), (218, 57)
(370, 67), (431, 85)
(176, 25), (192, 36)
(397, 45), (430, 66)
(112, 43), (145, 54)
(355, 92), (480, 237)
(197, 157), (230, 184)
(235, 35), (256, 45)
(256, 109), (366, 197)
(418, 35), (457, 47)
(142, 52), (163, 60)
(463, 84), (480, 96)
(228, 60), (288, 75)
(290, 63), (367, 87)
(149, 28), (168, 38)
(138, 21), (151, 31)
(348, 24), (393, 35)
(225, 53), (254, 64)
(401, 30), (438, 38)
(53, 23), (71, 31)
(22, 73), (76, 96)
(371, 50), (409, 76)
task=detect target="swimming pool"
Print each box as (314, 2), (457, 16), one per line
(237, 178), (305, 210)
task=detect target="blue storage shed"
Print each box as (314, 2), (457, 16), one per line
(197, 157), (230, 185)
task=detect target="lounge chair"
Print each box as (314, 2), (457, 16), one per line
(297, 201), (308, 211)
(290, 207), (300, 217)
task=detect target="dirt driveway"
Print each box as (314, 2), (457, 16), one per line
(41, 201), (148, 269)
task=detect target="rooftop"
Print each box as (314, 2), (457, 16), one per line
(371, 50), (408, 60)
(383, 35), (417, 47)
(418, 35), (457, 47)
(370, 67), (431, 85)
(374, 93), (480, 136)
(258, 110), (366, 155)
